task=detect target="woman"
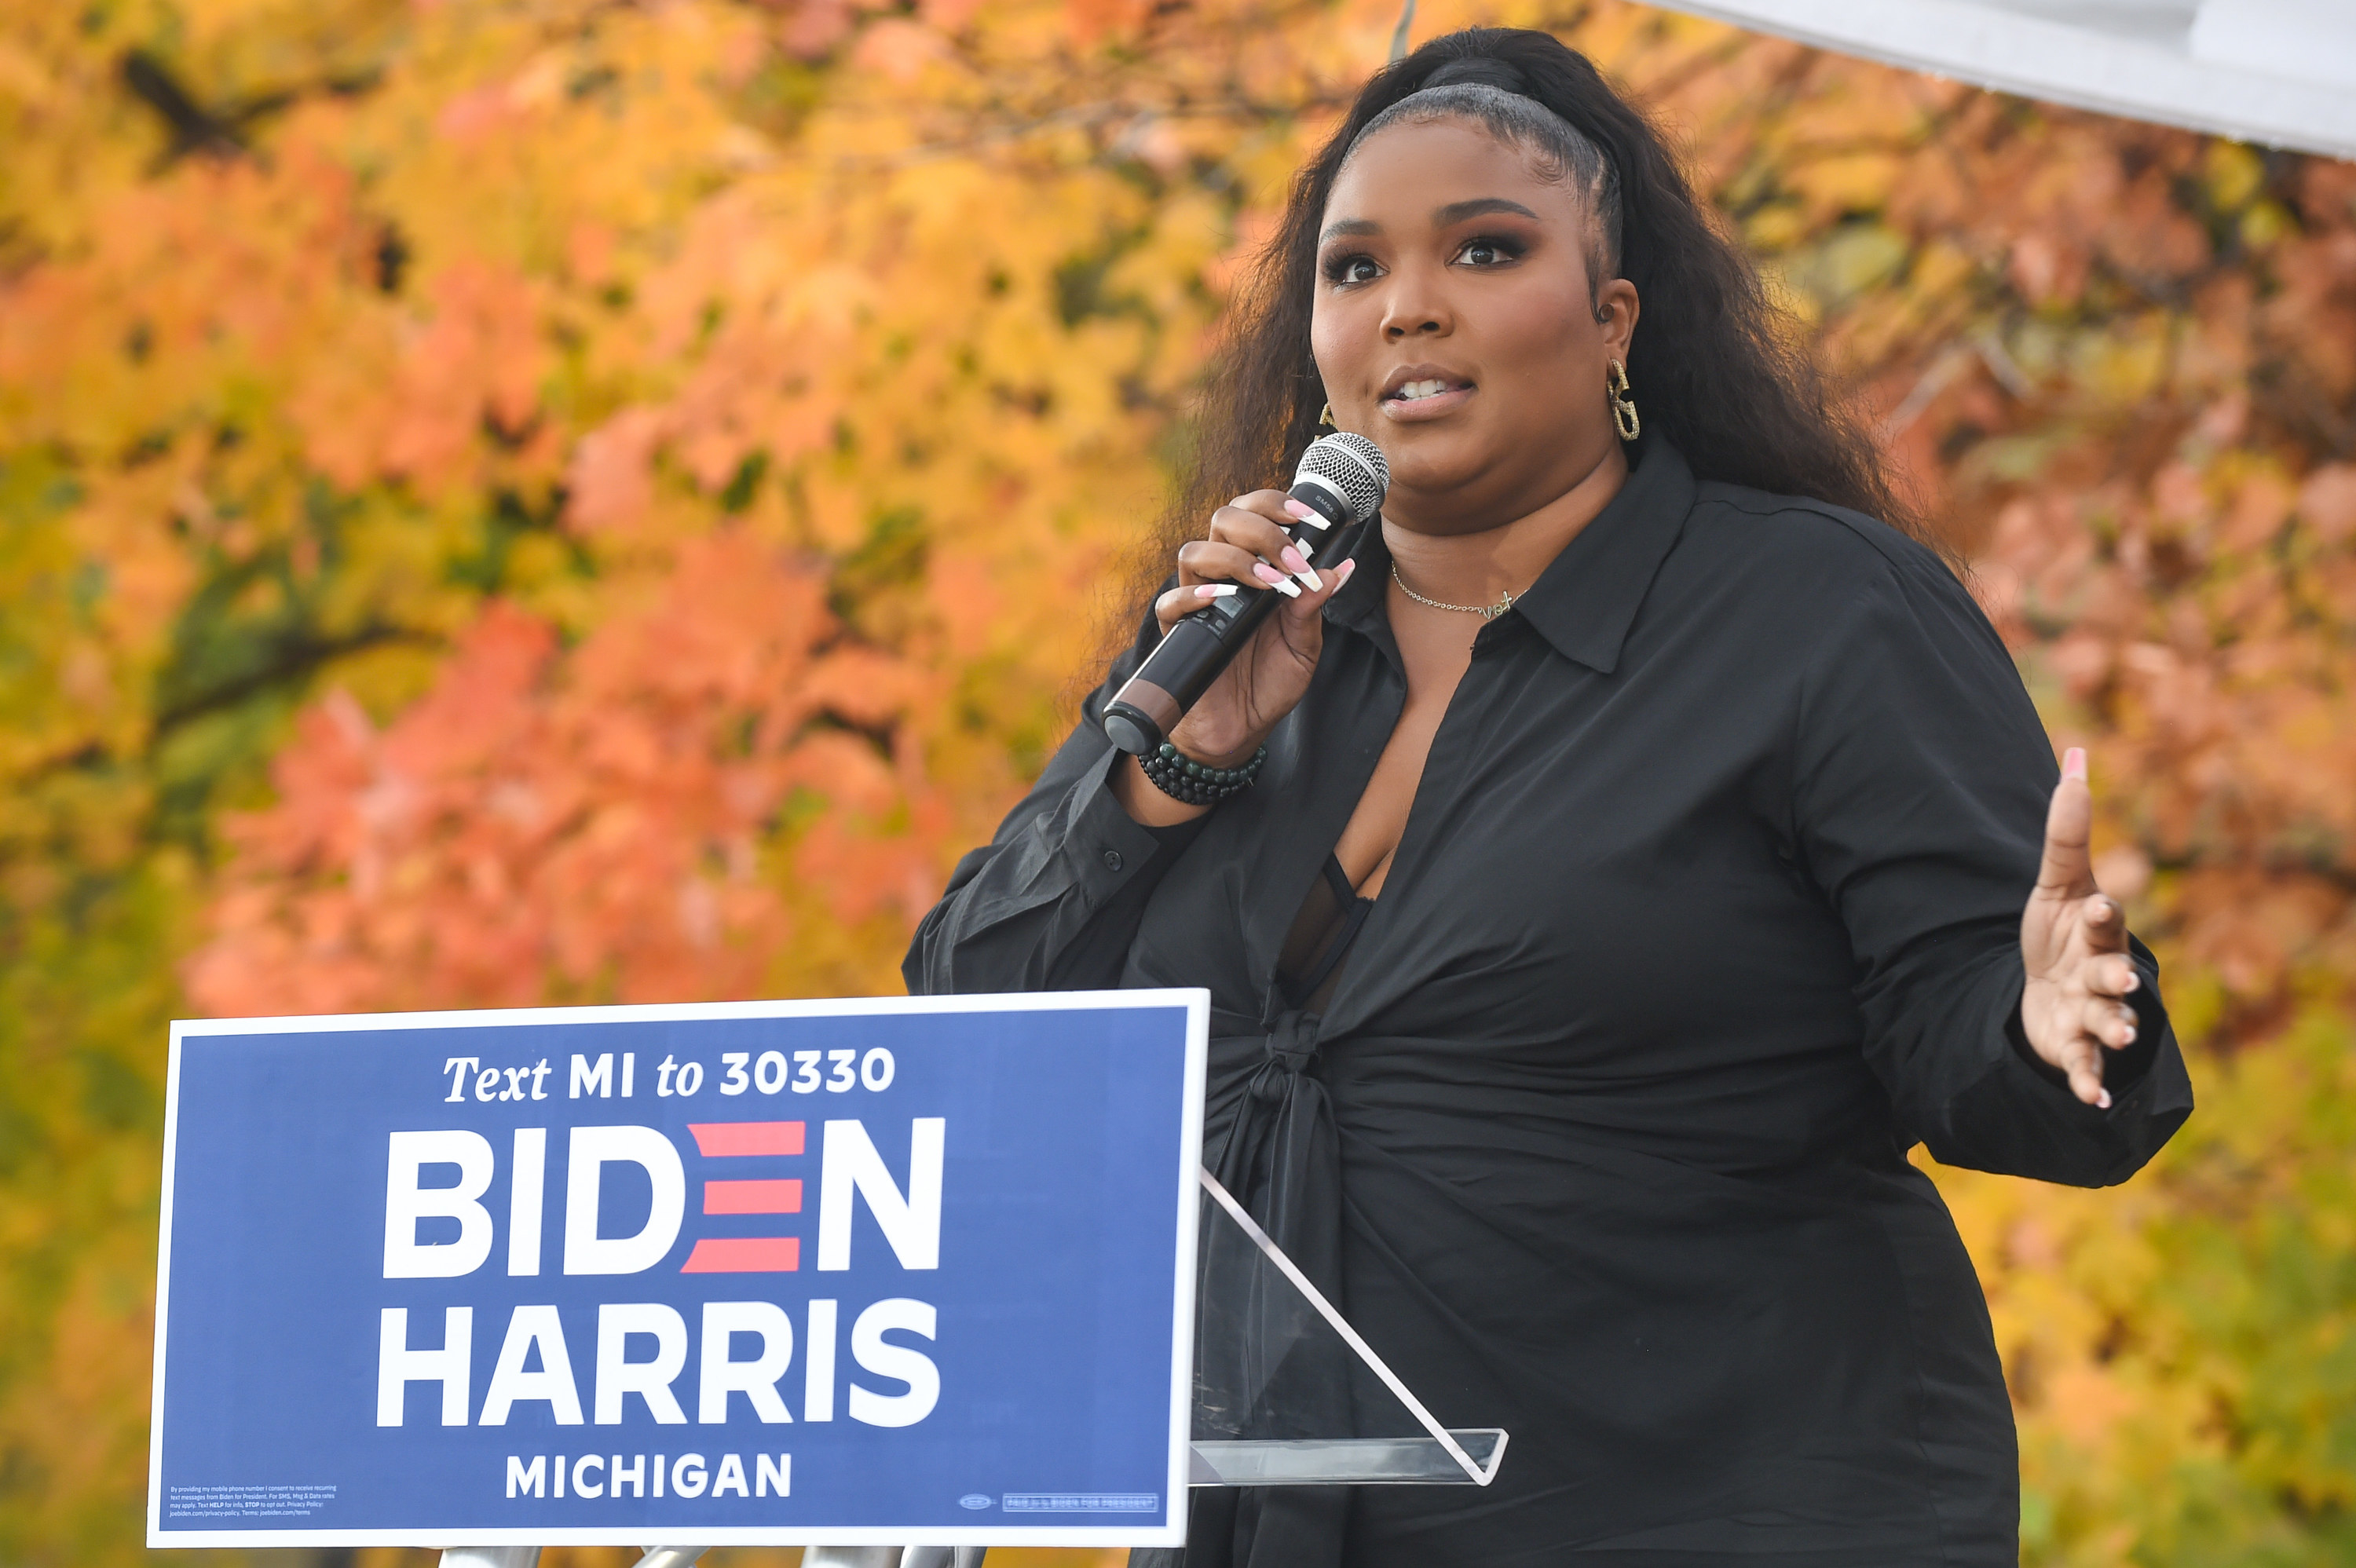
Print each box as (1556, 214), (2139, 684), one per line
(906, 27), (2190, 1567)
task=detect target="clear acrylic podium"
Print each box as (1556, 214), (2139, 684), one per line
(441, 1168), (1505, 1568)
(1183, 1167), (1506, 1489)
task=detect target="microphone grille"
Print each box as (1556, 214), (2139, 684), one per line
(1295, 432), (1390, 524)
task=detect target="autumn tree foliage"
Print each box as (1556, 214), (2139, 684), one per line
(2, 0), (2354, 1563)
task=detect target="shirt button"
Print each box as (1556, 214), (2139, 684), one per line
(1103, 849), (1124, 872)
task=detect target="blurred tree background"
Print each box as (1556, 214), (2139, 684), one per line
(2, 0), (2353, 1563)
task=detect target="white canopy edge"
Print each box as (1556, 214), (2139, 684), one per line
(1658, 0), (2356, 162)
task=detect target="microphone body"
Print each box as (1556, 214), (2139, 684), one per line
(1102, 433), (1389, 756)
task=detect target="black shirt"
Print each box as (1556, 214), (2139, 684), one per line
(905, 440), (2193, 1567)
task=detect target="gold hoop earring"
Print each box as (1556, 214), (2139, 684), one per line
(1319, 402), (1337, 428)
(1607, 360), (1640, 442)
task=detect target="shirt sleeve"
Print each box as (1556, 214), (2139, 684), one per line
(1789, 540), (2193, 1187)
(902, 601), (1210, 996)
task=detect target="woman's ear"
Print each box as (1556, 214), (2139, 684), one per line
(1596, 279), (1640, 360)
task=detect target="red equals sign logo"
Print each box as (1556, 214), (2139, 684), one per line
(681, 1121), (803, 1274)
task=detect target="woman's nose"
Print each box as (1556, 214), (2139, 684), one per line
(1380, 269), (1451, 340)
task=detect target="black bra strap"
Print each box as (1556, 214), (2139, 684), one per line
(1292, 856), (1374, 1008)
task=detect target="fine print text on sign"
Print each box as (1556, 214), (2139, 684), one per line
(149, 992), (1208, 1550)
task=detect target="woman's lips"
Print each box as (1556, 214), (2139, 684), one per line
(1380, 383), (1474, 422)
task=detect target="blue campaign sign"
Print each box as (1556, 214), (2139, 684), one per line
(149, 991), (1207, 1550)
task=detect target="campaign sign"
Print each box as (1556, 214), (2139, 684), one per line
(149, 991), (1207, 1549)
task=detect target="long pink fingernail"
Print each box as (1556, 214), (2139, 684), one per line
(1281, 546), (1322, 591)
(2063, 747), (2087, 781)
(1194, 583), (1238, 598)
(1253, 562), (1301, 598)
(2097, 1087), (2113, 1109)
(1283, 499), (1315, 520)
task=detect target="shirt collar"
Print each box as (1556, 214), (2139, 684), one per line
(1324, 514), (1395, 647)
(1510, 437), (1695, 674)
(1324, 438), (1696, 676)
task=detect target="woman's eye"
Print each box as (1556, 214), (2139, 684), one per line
(1324, 254), (1382, 285)
(1456, 236), (1522, 267)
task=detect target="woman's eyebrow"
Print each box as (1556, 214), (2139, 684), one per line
(1434, 196), (1542, 225)
(1319, 196), (1541, 246)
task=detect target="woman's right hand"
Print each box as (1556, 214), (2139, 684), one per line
(1112, 490), (1357, 824)
(1154, 489), (1357, 765)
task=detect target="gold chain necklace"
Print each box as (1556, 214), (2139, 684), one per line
(1391, 563), (1519, 620)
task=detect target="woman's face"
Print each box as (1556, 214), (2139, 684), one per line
(1311, 118), (1638, 535)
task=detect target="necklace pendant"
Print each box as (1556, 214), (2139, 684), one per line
(1483, 590), (1514, 621)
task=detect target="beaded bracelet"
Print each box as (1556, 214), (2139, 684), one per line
(1137, 742), (1268, 807)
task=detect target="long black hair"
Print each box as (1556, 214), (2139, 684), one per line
(1151, 26), (1930, 575)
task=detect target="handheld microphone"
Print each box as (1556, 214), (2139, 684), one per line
(1102, 432), (1390, 756)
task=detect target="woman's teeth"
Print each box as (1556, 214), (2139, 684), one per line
(1393, 379), (1455, 400)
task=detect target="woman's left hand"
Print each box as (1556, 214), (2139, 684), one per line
(2019, 747), (2141, 1107)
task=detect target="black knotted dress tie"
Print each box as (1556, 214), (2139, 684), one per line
(1134, 859), (1374, 1568)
